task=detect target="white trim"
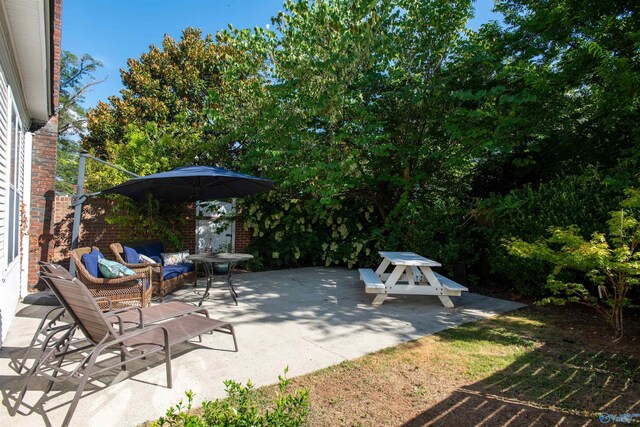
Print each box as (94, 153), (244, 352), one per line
(20, 131), (31, 297)
(5, 87), (24, 268)
(0, 0), (52, 122)
(0, 66), (8, 276)
(39, 0), (52, 117)
(1, 80), (10, 276)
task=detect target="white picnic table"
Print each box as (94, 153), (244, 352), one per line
(359, 251), (468, 307)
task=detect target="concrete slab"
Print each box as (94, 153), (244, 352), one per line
(0, 267), (524, 426)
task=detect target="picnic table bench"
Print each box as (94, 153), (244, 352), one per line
(359, 251), (468, 307)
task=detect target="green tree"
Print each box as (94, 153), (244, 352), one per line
(81, 27), (270, 247)
(444, 0), (639, 195)
(438, 0), (640, 292)
(212, 0), (476, 268)
(83, 27), (259, 190)
(56, 51), (103, 194)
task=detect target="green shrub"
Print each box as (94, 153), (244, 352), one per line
(478, 168), (624, 295)
(106, 194), (190, 251)
(389, 195), (480, 275)
(242, 192), (382, 269)
(506, 188), (640, 337)
(153, 370), (309, 427)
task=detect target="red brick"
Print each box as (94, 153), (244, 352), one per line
(27, 0), (62, 289)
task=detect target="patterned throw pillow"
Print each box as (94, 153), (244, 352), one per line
(139, 254), (159, 264)
(98, 258), (136, 278)
(161, 251), (190, 266)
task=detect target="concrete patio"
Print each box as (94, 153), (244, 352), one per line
(0, 267), (524, 426)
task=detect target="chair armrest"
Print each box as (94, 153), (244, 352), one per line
(105, 306), (145, 332)
(128, 262), (161, 269)
(94, 297), (114, 311)
(95, 323), (171, 356)
(74, 271), (148, 286)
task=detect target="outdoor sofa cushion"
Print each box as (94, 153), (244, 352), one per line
(132, 242), (164, 260)
(112, 240), (195, 298)
(81, 248), (105, 278)
(139, 254), (158, 264)
(131, 243), (192, 269)
(162, 263), (195, 281)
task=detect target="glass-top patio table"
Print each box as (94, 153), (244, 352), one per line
(186, 252), (253, 306)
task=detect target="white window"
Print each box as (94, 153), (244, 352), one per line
(6, 100), (23, 266)
(0, 67), (9, 268)
(0, 66), (26, 271)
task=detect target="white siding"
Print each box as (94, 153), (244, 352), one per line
(0, 65), (28, 345)
(0, 67), (8, 267)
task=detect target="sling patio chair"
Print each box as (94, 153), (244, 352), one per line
(15, 262), (217, 374)
(10, 269), (237, 427)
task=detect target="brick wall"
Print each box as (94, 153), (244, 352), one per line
(28, 0), (62, 289)
(51, 196), (197, 268)
(235, 218), (252, 252)
(51, 196), (252, 268)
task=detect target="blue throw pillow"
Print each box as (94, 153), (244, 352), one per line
(150, 255), (163, 265)
(81, 248), (104, 278)
(98, 259), (136, 278)
(123, 246), (140, 264)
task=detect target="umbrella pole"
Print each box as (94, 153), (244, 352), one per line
(69, 152), (88, 276)
(69, 151), (139, 276)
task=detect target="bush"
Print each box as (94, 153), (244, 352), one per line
(153, 370), (309, 427)
(389, 195), (480, 275)
(506, 188), (640, 337)
(242, 192), (382, 269)
(478, 168), (624, 295)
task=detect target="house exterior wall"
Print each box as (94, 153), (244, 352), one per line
(0, 0), (61, 345)
(28, 117), (58, 288)
(0, 70), (35, 344)
(51, 196), (250, 269)
(28, 0), (61, 290)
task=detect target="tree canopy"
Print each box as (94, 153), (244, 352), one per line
(83, 0), (640, 332)
(84, 27), (259, 187)
(56, 51), (103, 194)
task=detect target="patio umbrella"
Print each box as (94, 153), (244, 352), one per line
(100, 165), (274, 203)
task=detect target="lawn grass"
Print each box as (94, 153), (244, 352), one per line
(252, 305), (639, 426)
(149, 305), (639, 426)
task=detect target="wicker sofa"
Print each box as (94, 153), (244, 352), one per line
(70, 246), (153, 309)
(110, 241), (196, 299)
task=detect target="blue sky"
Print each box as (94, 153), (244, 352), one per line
(62, 0), (501, 109)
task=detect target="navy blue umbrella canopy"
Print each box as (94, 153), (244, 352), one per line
(101, 166), (274, 203)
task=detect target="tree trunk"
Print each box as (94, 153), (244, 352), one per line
(612, 295), (624, 338)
